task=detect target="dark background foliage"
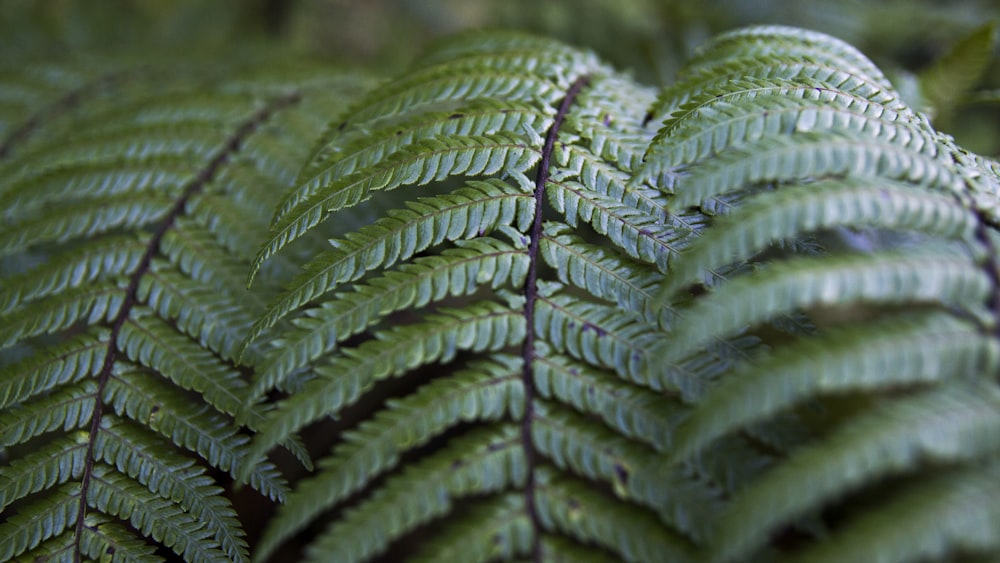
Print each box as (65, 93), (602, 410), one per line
(2, 0), (998, 150)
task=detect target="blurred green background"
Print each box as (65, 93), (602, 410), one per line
(2, 0), (998, 152)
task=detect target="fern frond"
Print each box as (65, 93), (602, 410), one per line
(87, 467), (229, 563)
(250, 235), (529, 399)
(541, 222), (672, 328)
(534, 468), (695, 563)
(681, 25), (895, 91)
(0, 57), (368, 560)
(670, 312), (1000, 463)
(533, 400), (722, 542)
(654, 251), (990, 366)
(649, 56), (906, 128)
(637, 79), (930, 188)
(0, 380), (96, 448)
(659, 179), (981, 297)
(532, 348), (680, 451)
(253, 355), (523, 562)
(408, 494), (532, 563)
(245, 179), (532, 347)
(104, 367), (286, 501)
(0, 195), (171, 257)
(0, 329), (106, 410)
(0, 485), (80, 562)
(0, 435), (87, 513)
(788, 463), (1000, 563)
(241, 300), (526, 477)
(280, 100), (550, 225)
(116, 313), (249, 416)
(93, 419), (249, 562)
(545, 178), (684, 272)
(300, 425), (524, 563)
(665, 132), (963, 211)
(709, 381), (1000, 563)
(251, 133), (540, 283)
(0, 284), (122, 349)
(75, 513), (160, 563)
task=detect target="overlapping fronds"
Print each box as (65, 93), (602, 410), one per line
(239, 31), (753, 563)
(641, 23), (1000, 563)
(243, 23), (999, 563)
(0, 54), (371, 561)
(4, 17), (1000, 563)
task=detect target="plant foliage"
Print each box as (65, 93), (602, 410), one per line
(2, 18), (999, 563)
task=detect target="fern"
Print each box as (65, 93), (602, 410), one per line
(0, 57), (372, 561)
(3, 18), (1000, 563)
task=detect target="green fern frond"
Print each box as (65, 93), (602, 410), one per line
(670, 312), (1000, 464)
(709, 381), (1000, 563)
(300, 425), (525, 563)
(658, 178), (982, 298)
(787, 462), (1000, 563)
(250, 235), (529, 399)
(243, 178), (533, 354)
(545, 178), (684, 271)
(7, 17), (997, 563)
(653, 251), (991, 366)
(541, 223), (672, 328)
(280, 100), (550, 226)
(532, 347), (680, 451)
(681, 25), (895, 91)
(251, 133), (541, 283)
(253, 355), (523, 562)
(534, 468), (695, 563)
(533, 400), (722, 542)
(241, 300), (526, 474)
(0, 56), (369, 560)
(664, 132), (963, 212)
(648, 55), (906, 130)
(408, 494), (532, 563)
(637, 78), (929, 188)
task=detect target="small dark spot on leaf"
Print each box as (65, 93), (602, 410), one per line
(568, 321), (576, 329)
(568, 498), (581, 510)
(449, 113), (464, 119)
(602, 114), (612, 127)
(688, 283), (708, 297)
(395, 130), (403, 136)
(569, 368), (579, 376)
(337, 121), (347, 131)
(451, 459), (465, 470)
(642, 111), (653, 126)
(614, 463), (630, 484)
(106, 547), (116, 555)
(150, 405), (160, 414)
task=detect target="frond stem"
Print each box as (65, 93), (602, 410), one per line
(71, 91), (301, 563)
(522, 74), (589, 562)
(0, 70), (125, 160)
(972, 210), (1000, 368)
